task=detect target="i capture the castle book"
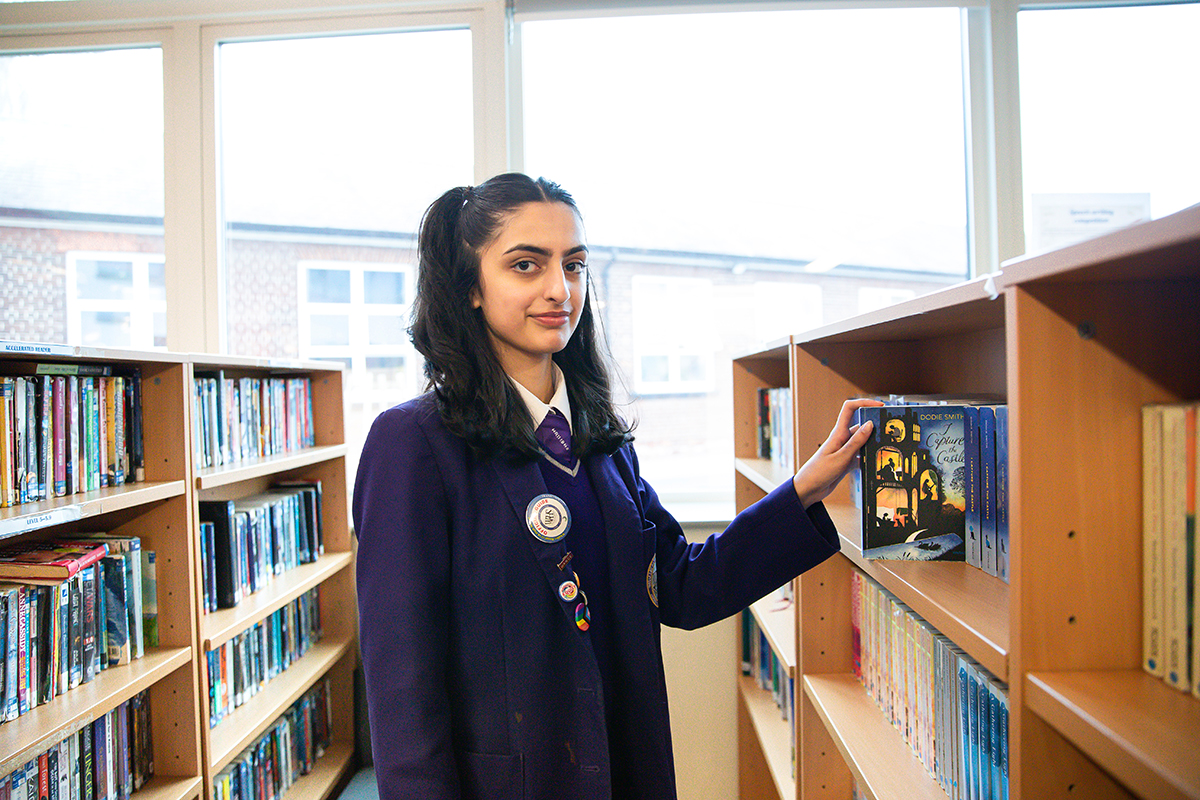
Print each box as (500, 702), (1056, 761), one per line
(858, 405), (968, 561)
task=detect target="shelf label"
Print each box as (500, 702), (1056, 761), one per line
(0, 505), (84, 538)
(0, 341), (75, 357)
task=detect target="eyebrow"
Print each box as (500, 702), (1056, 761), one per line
(503, 244), (589, 257)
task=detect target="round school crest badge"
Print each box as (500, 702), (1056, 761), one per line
(526, 494), (571, 543)
(647, 554), (658, 607)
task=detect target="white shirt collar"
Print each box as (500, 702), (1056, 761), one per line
(509, 363), (573, 434)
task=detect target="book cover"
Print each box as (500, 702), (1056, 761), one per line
(53, 376), (66, 497)
(81, 566), (96, 684)
(860, 405), (968, 561)
(995, 406), (1010, 584)
(56, 581), (68, 696)
(141, 550), (157, 649)
(199, 500), (242, 608)
(979, 406), (998, 577)
(0, 542), (109, 585)
(1163, 404), (1193, 690)
(101, 555), (131, 667)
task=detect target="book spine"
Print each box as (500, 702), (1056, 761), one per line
(1163, 405), (1191, 690)
(979, 406), (997, 577)
(0, 378), (13, 508)
(964, 406), (981, 570)
(81, 566), (96, 684)
(53, 376), (66, 497)
(56, 582), (69, 695)
(69, 575), (81, 689)
(39, 375), (51, 501)
(112, 376), (124, 487)
(68, 376), (79, 495)
(141, 550), (158, 649)
(995, 406), (1010, 585)
(97, 377), (108, 489)
(17, 586), (28, 715)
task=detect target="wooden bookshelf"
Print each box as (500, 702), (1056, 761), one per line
(186, 358), (355, 800)
(731, 204), (1200, 799)
(0, 347), (204, 799)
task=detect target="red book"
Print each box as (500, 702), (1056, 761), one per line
(0, 542), (109, 585)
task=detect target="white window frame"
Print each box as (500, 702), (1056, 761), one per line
(631, 275), (715, 396)
(65, 251), (167, 351)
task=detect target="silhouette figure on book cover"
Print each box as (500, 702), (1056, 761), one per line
(859, 405), (967, 561)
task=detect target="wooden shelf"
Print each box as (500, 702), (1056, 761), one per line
(828, 504), (1008, 682)
(803, 673), (947, 800)
(1025, 670), (1200, 800)
(0, 646), (192, 775)
(285, 741), (357, 800)
(0, 480), (187, 539)
(735, 458), (791, 495)
(200, 551), (353, 650)
(751, 593), (796, 676)
(738, 674), (795, 800)
(207, 634), (354, 772)
(195, 444), (348, 490)
(133, 775), (204, 800)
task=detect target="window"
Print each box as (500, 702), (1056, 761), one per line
(0, 46), (164, 346)
(298, 260), (418, 399)
(1018, 3), (1200, 252)
(632, 276), (715, 396)
(66, 253), (167, 349)
(522, 8), (968, 508)
(215, 26), (474, 458)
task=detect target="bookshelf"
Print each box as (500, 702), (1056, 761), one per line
(187, 355), (356, 800)
(0, 344), (203, 800)
(732, 203), (1200, 800)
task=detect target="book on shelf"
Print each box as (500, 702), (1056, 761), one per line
(206, 587), (322, 728)
(0, 367), (144, 509)
(1142, 401), (1198, 695)
(851, 570), (1009, 800)
(855, 400), (1009, 578)
(211, 677), (334, 800)
(0, 542), (109, 586)
(754, 387), (793, 472)
(193, 372), (316, 470)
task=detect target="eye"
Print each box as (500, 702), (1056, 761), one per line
(564, 260), (588, 274)
(512, 260), (537, 273)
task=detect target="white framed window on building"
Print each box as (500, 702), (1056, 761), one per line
(297, 259), (420, 402)
(631, 276), (715, 396)
(66, 252), (167, 350)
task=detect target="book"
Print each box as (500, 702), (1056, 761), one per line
(979, 406), (999, 577)
(1144, 404), (1165, 677)
(0, 542), (109, 586)
(199, 500), (242, 609)
(859, 405), (968, 561)
(141, 550), (158, 649)
(1162, 404), (1194, 691)
(995, 405), (1010, 585)
(70, 536), (143, 659)
(101, 555), (131, 667)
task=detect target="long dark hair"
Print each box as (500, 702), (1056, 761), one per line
(410, 172), (634, 461)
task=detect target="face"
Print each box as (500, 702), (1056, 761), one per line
(471, 201), (588, 376)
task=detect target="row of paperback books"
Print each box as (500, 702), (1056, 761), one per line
(193, 373), (316, 471)
(851, 570), (1009, 800)
(0, 537), (155, 725)
(855, 399), (1010, 583)
(206, 587), (323, 728)
(0, 366), (144, 509)
(739, 586), (796, 777)
(1141, 402), (1200, 697)
(211, 677), (333, 800)
(755, 388), (794, 473)
(0, 688), (153, 800)
(198, 482), (324, 612)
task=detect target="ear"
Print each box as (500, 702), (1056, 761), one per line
(470, 285), (482, 309)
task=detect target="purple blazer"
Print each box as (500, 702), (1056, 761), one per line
(352, 393), (840, 800)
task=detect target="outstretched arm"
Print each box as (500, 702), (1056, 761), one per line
(791, 397), (883, 509)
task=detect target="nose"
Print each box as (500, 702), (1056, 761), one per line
(543, 263), (571, 304)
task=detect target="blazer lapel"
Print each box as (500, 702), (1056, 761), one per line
(491, 455), (582, 624)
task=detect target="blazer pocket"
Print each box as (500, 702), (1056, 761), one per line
(458, 751), (524, 800)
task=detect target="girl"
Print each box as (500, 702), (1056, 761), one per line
(353, 173), (877, 800)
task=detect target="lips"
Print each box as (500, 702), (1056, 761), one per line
(532, 311), (571, 326)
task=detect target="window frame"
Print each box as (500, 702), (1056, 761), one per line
(65, 250), (168, 351)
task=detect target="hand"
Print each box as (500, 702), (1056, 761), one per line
(792, 397), (884, 508)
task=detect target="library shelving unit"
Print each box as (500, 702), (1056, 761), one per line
(187, 355), (356, 800)
(0, 342), (204, 800)
(732, 203), (1200, 800)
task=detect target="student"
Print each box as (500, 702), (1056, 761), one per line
(353, 172), (877, 800)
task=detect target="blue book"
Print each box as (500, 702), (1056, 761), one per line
(964, 405), (981, 569)
(979, 406), (998, 577)
(958, 656), (971, 800)
(995, 406), (1010, 584)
